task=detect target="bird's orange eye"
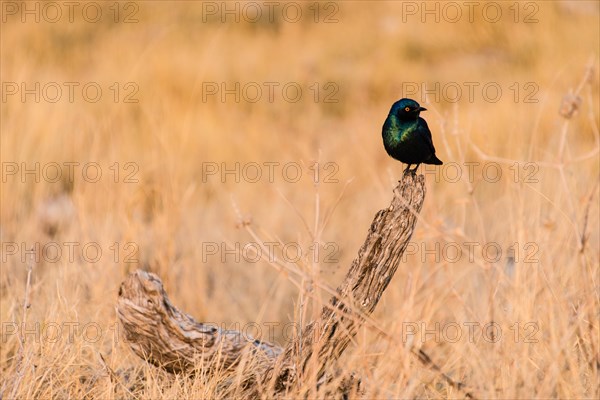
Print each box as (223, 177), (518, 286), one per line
(404, 107), (410, 112)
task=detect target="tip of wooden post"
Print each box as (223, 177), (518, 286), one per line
(393, 171), (426, 206)
(400, 169), (424, 181)
(397, 170), (425, 187)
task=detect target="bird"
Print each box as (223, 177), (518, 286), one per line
(382, 98), (443, 173)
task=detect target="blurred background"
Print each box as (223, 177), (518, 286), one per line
(1, 1), (599, 398)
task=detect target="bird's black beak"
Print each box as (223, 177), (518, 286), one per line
(418, 106), (427, 112)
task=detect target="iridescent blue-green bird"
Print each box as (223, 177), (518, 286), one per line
(382, 98), (443, 172)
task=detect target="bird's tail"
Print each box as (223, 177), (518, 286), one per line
(427, 155), (443, 165)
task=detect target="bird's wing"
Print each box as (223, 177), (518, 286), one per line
(418, 117), (436, 153)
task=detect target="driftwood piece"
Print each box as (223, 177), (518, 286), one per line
(116, 171), (426, 395)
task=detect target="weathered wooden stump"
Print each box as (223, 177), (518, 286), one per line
(117, 171), (426, 397)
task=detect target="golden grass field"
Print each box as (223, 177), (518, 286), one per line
(1, 1), (599, 398)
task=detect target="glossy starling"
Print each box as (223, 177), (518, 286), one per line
(382, 98), (443, 172)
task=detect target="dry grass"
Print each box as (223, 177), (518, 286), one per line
(1, 1), (599, 398)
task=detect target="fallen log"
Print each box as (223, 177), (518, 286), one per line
(117, 171), (426, 397)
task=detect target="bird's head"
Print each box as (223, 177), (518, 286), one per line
(390, 98), (427, 120)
